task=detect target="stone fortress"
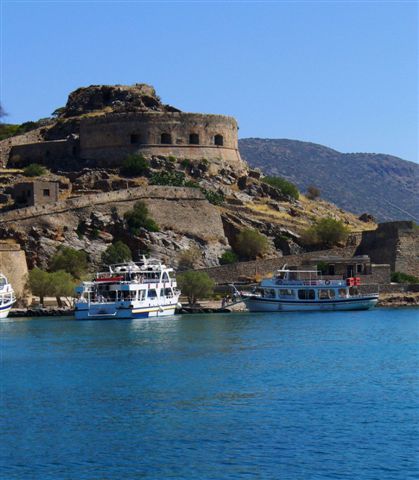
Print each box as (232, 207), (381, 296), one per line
(6, 84), (247, 174)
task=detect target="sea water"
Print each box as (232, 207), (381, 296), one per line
(0, 309), (418, 480)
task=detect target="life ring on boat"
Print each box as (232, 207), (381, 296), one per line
(325, 280), (330, 285)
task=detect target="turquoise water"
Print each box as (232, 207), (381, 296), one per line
(1, 309), (418, 479)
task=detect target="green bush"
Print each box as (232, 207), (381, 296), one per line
(49, 246), (88, 279)
(177, 271), (215, 306)
(124, 200), (159, 234)
(102, 241), (132, 265)
(391, 272), (419, 284)
(120, 154), (149, 177)
(23, 163), (46, 177)
(234, 228), (269, 260)
(201, 188), (224, 205)
(219, 250), (238, 265)
(28, 268), (75, 305)
(262, 176), (299, 200)
(303, 218), (349, 247)
(150, 171), (186, 186)
(181, 159), (192, 169)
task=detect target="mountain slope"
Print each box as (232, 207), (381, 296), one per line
(239, 138), (419, 222)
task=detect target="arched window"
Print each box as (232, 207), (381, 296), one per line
(130, 134), (140, 144)
(214, 134), (224, 146)
(189, 133), (199, 145)
(161, 133), (172, 144)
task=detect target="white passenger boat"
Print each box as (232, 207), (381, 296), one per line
(74, 258), (181, 320)
(238, 268), (379, 312)
(0, 273), (16, 318)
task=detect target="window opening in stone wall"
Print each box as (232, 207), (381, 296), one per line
(214, 134), (224, 146)
(43, 189), (50, 197)
(161, 133), (172, 144)
(130, 134), (140, 144)
(189, 133), (199, 145)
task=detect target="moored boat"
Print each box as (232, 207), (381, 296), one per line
(237, 268), (379, 312)
(0, 274), (16, 318)
(74, 257), (181, 320)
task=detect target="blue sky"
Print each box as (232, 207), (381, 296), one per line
(1, 1), (418, 162)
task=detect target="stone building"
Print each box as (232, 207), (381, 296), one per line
(12, 181), (59, 207)
(6, 84), (247, 174)
(356, 221), (419, 277)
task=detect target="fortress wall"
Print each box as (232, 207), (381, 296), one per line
(0, 186), (207, 224)
(0, 127), (44, 166)
(395, 231), (419, 277)
(0, 243), (29, 301)
(78, 112), (246, 172)
(81, 144), (244, 172)
(356, 221), (419, 275)
(80, 113), (239, 149)
(9, 139), (75, 168)
(198, 247), (358, 284)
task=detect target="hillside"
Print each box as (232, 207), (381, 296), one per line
(239, 138), (419, 222)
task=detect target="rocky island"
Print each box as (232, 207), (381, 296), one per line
(0, 83), (417, 307)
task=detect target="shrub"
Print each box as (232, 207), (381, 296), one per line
(177, 271), (215, 305)
(150, 171), (185, 186)
(28, 268), (75, 306)
(219, 250), (238, 265)
(306, 185), (321, 200)
(235, 228), (269, 260)
(120, 154), (149, 177)
(49, 246), (88, 279)
(23, 163), (46, 177)
(181, 159), (192, 169)
(303, 218), (349, 247)
(178, 246), (202, 270)
(124, 200), (159, 235)
(28, 268), (52, 305)
(201, 188), (224, 205)
(102, 241), (132, 265)
(391, 272), (419, 284)
(262, 176), (299, 200)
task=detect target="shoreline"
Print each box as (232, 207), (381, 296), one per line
(9, 298), (419, 318)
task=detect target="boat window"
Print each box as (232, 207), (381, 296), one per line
(328, 264), (335, 276)
(147, 289), (158, 299)
(298, 289), (315, 300)
(277, 272), (286, 280)
(165, 288), (173, 298)
(162, 272), (169, 282)
(338, 288), (347, 298)
(279, 289), (294, 298)
(264, 289), (276, 298)
(138, 290), (146, 301)
(319, 289), (336, 300)
(356, 264), (363, 274)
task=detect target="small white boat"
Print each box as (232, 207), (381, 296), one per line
(74, 257), (181, 320)
(237, 268), (379, 312)
(0, 274), (16, 318)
